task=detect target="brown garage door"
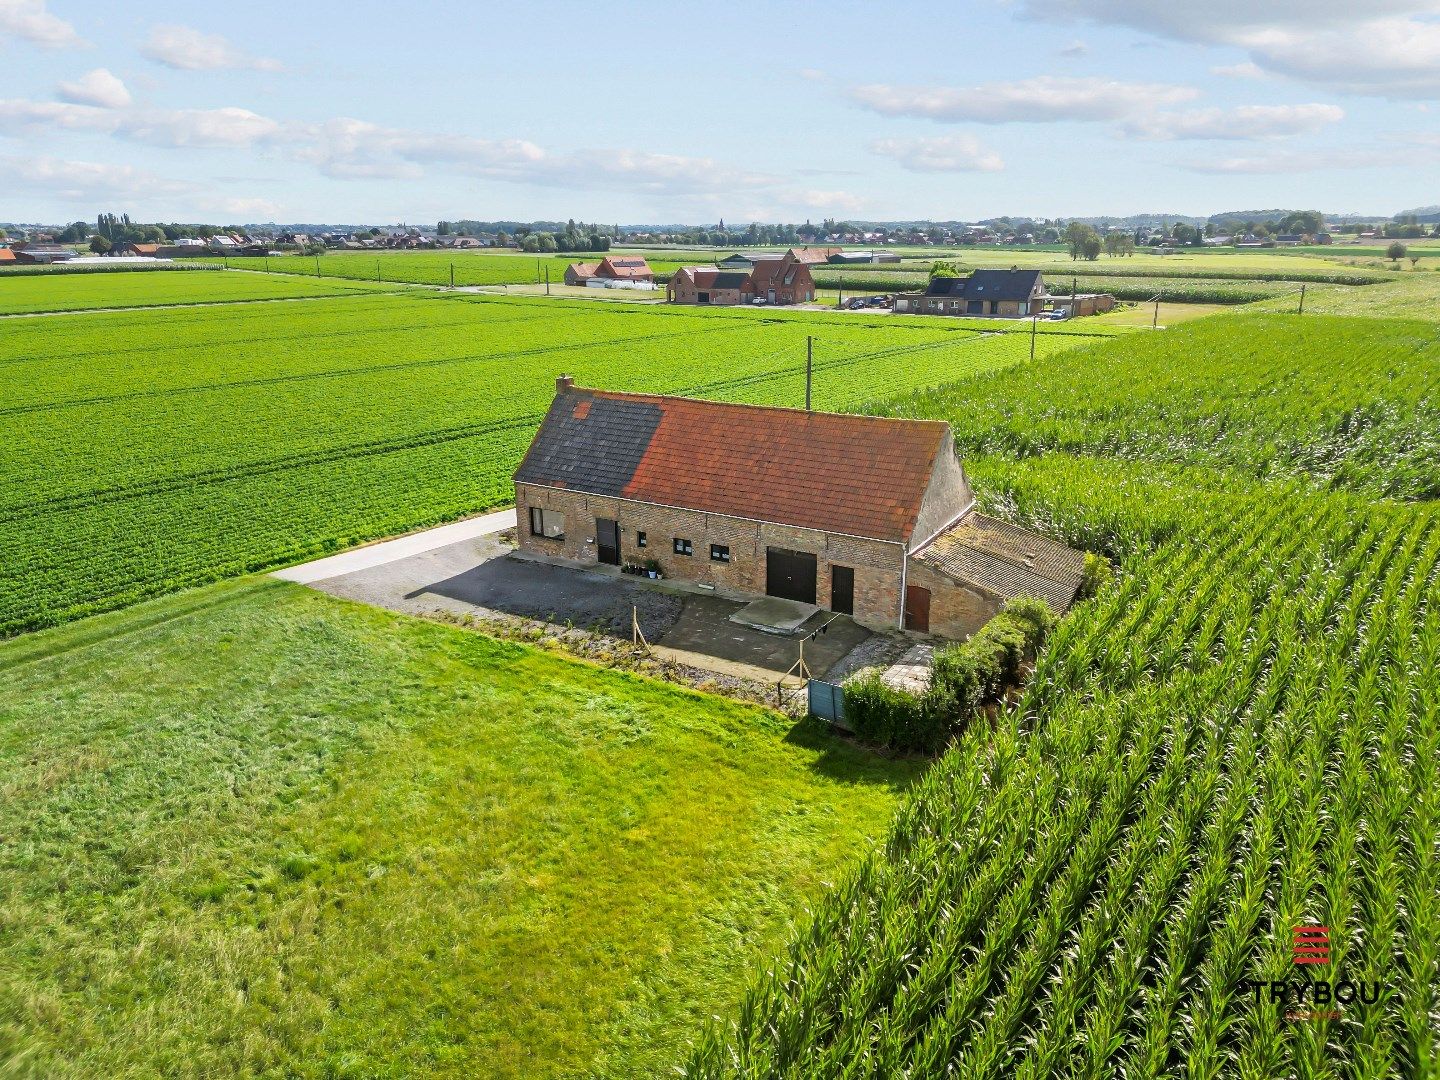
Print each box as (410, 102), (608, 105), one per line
(766, 547), (817, 604)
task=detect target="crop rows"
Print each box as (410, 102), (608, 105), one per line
(0, 268), (391, 314)
(204, 251), (699, 287)
(871, 313), (1440, 500)
(0, 292), (1093, 634)
(810, 268), (1301, 304)
(686, 451), (1440, 1078)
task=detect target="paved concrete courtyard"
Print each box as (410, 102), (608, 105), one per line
(276, 516), (875, 682)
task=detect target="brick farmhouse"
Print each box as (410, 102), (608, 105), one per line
(513, 378), (1084, 638)
(563, 255), (654, 287)
(667, 251), (815, 306)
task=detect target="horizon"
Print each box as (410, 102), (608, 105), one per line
(3, 1), (1439, 224)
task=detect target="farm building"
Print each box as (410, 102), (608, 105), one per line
(564, 255), (655, 288)
(10, 244), (74, 264)
(0, 248), (14, 264)
(825, 250), (902, 264)
(1055, 293), (1117, 317)
(715, 251), (781, 270)
(788, 247), (844, 264)
(892, 269), (1048, 317)
(667, 253), (815, 306)
(513, 378), (1085, 637)
(120, 242), (160, 257)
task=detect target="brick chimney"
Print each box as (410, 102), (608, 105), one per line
(556, 374), (574, 393)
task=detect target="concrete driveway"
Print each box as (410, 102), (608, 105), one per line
(277, 516), (874, 682)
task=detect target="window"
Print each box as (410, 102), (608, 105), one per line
(673, 538), (693, 556)
(636, 530), (647, 548)
(710, 544), (730, 563)
(697, 291), (710, 304)
(529, 506), (565, 539)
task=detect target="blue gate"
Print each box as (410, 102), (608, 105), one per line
(807, 680), (849, 729)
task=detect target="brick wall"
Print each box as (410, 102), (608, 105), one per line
(905, 560), (1002, 639)
(516, 483), (905, 628)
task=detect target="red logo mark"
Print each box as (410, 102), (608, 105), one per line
(1293, 925), (1330, 965)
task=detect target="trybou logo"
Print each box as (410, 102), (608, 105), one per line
(1236, 924), (1385, 1022)
(1292, 924), (1330, 965)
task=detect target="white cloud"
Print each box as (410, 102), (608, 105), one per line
(0, 96), (111, 131)
(122, 106), (283, 147)
(0, 0), (83, 48)
(1024, 0), (1440, 99)
(1120, 102), (1344, 140)
(850, 76), (1198, 123)
(1211, 61), (1267, 78)
(1, 154), (194, 200)
(56, 68), (131, 109)
(871, 133), (1005, 172)
(140, 24), (282, 72)
(1059, 39), (1089, 57)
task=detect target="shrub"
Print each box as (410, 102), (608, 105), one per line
(1075, 552), (1114, 601)
(845, 596), (1056, 753)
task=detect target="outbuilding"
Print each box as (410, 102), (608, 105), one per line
(512, 378), (1085, 637)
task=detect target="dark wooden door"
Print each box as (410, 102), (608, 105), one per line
(596, 518), (620, 566)
(766, 548), (817, 604)
(830, 565), (854, 615)
(905, 585), (931, 633)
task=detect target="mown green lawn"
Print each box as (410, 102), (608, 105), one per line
(0, 579), (920, 1078)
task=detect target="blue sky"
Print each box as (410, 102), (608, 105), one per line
(2, 0), (1438, 224)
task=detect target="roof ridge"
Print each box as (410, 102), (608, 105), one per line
(575, 386), (950, 427)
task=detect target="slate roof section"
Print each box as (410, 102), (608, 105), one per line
(925, 268), (1046, 301)
(914, 512), (1085, 611)
(515, 386), (950, 543)
(709, 271), (751, 289)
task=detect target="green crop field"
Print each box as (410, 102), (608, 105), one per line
(684, 310), (1440, 1077)
(0, 286), (1118, 635)
(212, 250), (700, 287)
(0, 578), (922, 1078)
(0, 268), (393, 314)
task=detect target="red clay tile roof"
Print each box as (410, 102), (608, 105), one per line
(515, 386), (950, 543)
(788, 247), (842, 264)
(567, 262), (600, 278)
(598, 256), (653, 279)
(749, 255), (812, 291)
(0, 249), (14, 262)
(677, 267), (719, 288)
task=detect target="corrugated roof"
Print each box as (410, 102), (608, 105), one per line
(914, 512), (1085, 611)
(515, 387), (950, 543)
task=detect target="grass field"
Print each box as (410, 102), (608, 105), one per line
(0, 578), (921, 1078)
(0, 268), (392, 314)
(685, 311), (1440, 1077)
(0, 286), (1123, 635)
(213, 250), (700, 288)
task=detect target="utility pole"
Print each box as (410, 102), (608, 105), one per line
(450, 263), (455, 290)
(376, 260), (381, 283)
(545, 265), (551, 295)
(315, 254), (321, 278)
(1030, 312), (1037, 361)
(805, 336), (813, 411)
(1298, 283), (1306, 314)
(1153, 293), (1161, 329)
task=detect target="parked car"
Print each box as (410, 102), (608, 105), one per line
(751, 297), (767, 305)
(847, 297), (867, 309)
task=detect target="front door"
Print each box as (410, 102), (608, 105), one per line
(904, 585), (931, 633)
(596, 518), (620, 566)
(766, 547), (817, 604)
(830, 565), (854, 615)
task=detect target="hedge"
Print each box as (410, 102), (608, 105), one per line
(844, 597), (1055, 753)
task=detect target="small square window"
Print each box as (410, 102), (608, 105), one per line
(529, 506), (565, 539)
(710, 544), (730, 563)
(636, 530), (647, 548)
(673, 538), (693, 556)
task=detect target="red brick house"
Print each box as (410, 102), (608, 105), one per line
(513, 378), (1085, 637)
(667, 252), (816, 306)
(565, 255), (654, 288)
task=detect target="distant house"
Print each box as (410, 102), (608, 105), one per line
(564, 262), (600, 286)
(120, 242), (160, 257)
(0, 248), (15, 264)
(670, 252), (814, 305)
(513, 377), (1086, 637)
(1274, 234), (1306, 246)
(565, 255), (655, 289)
(893, 269), (1048, 318)
(749, 253), (816, 305)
